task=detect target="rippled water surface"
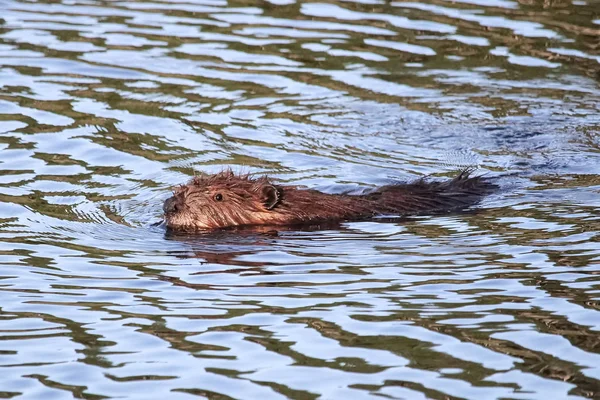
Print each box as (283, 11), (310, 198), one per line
(1, 0), (600, 398)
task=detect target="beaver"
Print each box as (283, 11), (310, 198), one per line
(163, 169), (496, 232)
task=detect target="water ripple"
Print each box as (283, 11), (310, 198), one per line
(1, 0), (599, 398)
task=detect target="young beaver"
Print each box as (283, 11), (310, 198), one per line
(163, 169), (496, 232)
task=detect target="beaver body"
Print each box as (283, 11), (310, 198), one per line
(163, 170), (495, 231)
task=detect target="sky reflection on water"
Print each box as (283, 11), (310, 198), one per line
(0, 0), (600, 398)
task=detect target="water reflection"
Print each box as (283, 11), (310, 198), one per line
(1, 0), (600, 398)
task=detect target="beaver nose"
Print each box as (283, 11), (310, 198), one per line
(163, 197), (180, 214)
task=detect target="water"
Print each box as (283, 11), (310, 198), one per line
(1, 0), (600, 398)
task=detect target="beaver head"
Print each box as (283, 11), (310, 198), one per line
(163, 171), (283, 231)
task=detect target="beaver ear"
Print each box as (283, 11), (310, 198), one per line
(261, 185), (281, 210)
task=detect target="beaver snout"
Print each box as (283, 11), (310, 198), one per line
(163, 196), (181, 214)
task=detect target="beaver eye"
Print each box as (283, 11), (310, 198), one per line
(214, 193), (223, 201)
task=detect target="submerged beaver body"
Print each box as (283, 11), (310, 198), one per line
(163, 170), (495, 231)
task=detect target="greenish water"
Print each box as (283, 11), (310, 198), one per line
(0, 0), (599, 399)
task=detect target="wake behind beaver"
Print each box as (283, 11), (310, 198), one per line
(163, 169), (496, 232)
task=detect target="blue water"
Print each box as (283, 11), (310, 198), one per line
(0, 0), (599, 398)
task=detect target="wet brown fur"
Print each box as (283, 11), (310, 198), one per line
(163, 169), (496, 231)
